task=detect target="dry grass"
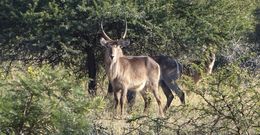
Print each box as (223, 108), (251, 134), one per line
(89, 84), (205, 134)
(89, 72), (260, 134)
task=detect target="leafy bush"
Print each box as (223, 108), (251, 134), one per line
(184, 64), (260, 134)
(0, 65), (105, 134)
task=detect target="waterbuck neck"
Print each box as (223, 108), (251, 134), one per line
(108, 59), (120, 81)
(105, 47), (125, 81)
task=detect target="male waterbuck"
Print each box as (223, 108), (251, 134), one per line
(100, 22), (164, 117)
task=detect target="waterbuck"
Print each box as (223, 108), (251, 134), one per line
(182, 52), (216, 84)
(108, 53), (215, 112)
(155, 53), (216, 111)
(100, 22), (164, 117)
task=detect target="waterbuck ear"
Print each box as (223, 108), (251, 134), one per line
(118, 39), (130, 47)
(100, 38), (108, 47)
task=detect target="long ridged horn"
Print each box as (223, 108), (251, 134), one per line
(101, 22), (112, 41)
(122, 20), (127, 39)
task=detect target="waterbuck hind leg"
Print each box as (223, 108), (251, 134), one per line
(151, 83), (164, 117)
(163, 79), (185, 104)
(160, 80), (174, 112)
(140, 90), (151, 114)
(174, 84), (185, 104)
(127, 90), (137, 112)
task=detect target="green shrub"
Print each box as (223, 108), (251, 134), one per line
(0, 65), (105, 134)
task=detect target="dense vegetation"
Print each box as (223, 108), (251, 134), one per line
(0, 0), (259, 134)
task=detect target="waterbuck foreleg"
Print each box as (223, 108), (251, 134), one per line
(114, 90), (121, 116)
(108, 82), (113, 94)
(120, 88), (128, 117)
(108, 82), (137, 111)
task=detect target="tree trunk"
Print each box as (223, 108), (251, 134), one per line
(86, 47), (97, 96)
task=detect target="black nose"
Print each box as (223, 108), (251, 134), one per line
(110, 55), (114, 59)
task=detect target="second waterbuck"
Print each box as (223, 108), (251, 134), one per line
(100, 22), (164, 117)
